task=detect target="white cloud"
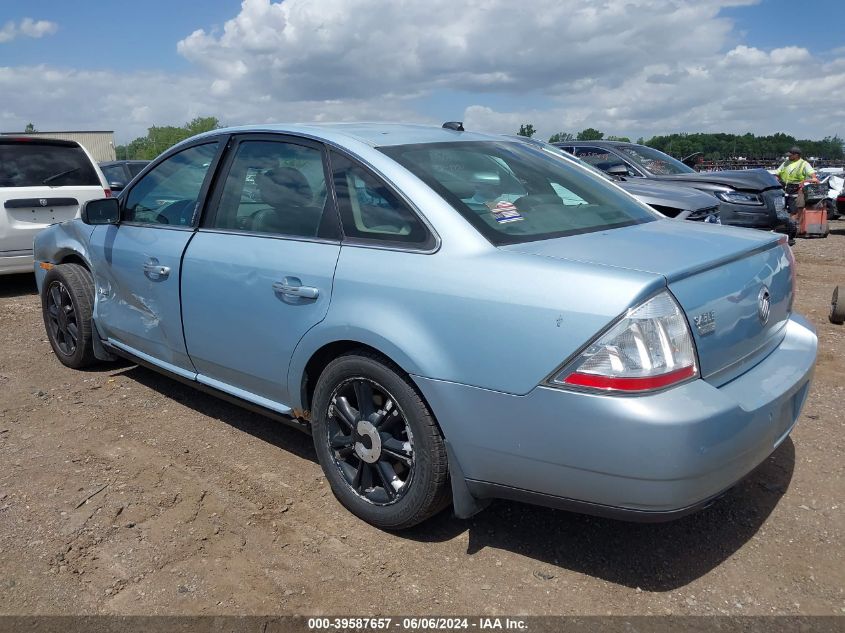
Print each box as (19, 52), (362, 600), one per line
(0, 18), (57, 43)
(1, 0), (843, 145)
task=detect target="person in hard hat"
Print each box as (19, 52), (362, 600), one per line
(776, 146), (817, 245)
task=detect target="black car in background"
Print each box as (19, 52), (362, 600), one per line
(98, 160), (149, 193)
(555, 141), (785, 230)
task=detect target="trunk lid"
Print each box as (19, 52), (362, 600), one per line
(503, 220), (793, 384)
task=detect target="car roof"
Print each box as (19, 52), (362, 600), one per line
(187, 123), (505, 148)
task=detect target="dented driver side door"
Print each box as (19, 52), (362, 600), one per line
(88, 141), (223, 377)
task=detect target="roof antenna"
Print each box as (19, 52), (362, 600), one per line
(442, 122), (465, 132)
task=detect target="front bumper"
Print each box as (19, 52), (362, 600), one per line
(0, 250), (34, 275)
(720, 202), (779, 229)
(416, 314), (816, 519)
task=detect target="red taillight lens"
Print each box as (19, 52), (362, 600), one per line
(563, 365), (697, 392)
(104, 189), (113, 198)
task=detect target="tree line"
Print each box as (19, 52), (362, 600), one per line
(517, 124), (844, 160)
(113, 117), (844, 161)
(115, 117), (221, 160)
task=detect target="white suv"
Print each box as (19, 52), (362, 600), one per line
(1, 137), (110, 275)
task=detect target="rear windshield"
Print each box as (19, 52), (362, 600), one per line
(0, 141), (100, 187)
(379, 141), (656, 245)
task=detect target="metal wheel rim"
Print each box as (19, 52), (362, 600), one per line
(46, 281), (78, 356)
(325, 377), (415, 506)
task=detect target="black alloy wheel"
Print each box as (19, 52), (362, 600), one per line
(311, 352), (450, 529)
(45, 281), (79, 357)
(326, 377), (414, 505)
(41, 263), (97, 368)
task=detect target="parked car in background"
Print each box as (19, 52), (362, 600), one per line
(98, 160), (150, 193)
(1, 137), (110, 275)
(556, 141), (785, 229)
(510, 136), (721, 223)
(34, 123), (816, 529)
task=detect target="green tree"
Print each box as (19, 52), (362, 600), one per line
(118, 116), (222, 160)
(576, 128), (604, 141)
(24, 122), (36, 133)
(517, 123), (536, 138)
(606, 135), (631, 142)
(548, 131), (574, 143)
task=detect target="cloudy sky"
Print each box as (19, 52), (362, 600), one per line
(1, 0), (843, 143)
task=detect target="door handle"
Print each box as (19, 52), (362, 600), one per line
(272, 278), (319, 300)
(143, 259), (171, 280)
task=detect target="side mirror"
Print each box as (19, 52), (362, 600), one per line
(109, 181), (126, 192)
(82, 198), (120, 225)
(606, 164), (629, 178)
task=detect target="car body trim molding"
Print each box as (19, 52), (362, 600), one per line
(107, 338), (197, 381)
(196, 374), (293, 416)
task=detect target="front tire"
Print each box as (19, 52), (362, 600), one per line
(41, 263), (97, 368)
(311, 351), (450, 529)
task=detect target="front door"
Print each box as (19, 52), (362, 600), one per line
(180, 136), (341, 410)
(89, 141), (222, 376)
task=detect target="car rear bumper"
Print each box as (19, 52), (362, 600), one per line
(0, 250), (34, 275)
(415, 313), (817, 520)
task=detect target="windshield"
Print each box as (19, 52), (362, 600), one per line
(380, 141), (657, 245)
(617, 145), (695, 176)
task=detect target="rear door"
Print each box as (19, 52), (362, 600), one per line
(0, 139), (105, 256)
(88, 140), (223, 376)
(180, 135), (341, 409)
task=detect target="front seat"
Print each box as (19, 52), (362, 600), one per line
(253, 167), (321, 237)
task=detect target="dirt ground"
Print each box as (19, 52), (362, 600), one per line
(0, 224), (843, 617)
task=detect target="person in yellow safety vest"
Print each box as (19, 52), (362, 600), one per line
(776, 146), (817, 246)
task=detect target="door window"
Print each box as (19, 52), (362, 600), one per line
(329, 152), (432, 247)
(124, 142), (218, 226)
(210, 140), (329, 238)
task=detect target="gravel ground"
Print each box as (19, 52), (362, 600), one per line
(0, 223), (843, 616)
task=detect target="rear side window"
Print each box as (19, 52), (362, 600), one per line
(0, 141), (99, 187)
(329, 152), (433, 248)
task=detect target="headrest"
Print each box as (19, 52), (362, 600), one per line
(256, 167), (313, 208)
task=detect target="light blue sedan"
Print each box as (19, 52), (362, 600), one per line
(33, 123), (817, 529)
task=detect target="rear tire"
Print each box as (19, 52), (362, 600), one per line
(41, 263), (97, 368)
(311, 351), (450, 529)
(830, 286), (845, 325)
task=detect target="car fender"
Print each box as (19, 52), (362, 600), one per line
(33, 219), (95, 293)
(286, 318), (443, 412)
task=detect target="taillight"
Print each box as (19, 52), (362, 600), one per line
(549, 291), (698, 394)
(104, 188), (113, 198)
